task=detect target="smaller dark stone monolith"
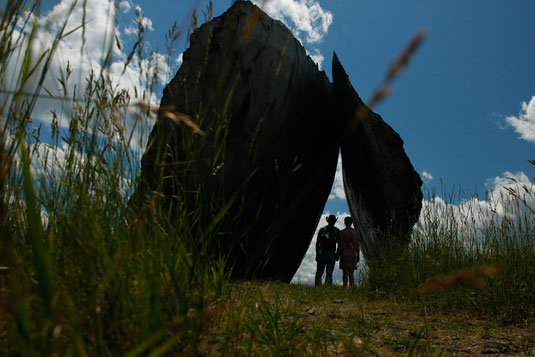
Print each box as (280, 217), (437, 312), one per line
(333, 53), (423, 260)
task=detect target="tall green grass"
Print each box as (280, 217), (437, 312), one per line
(0, 1), (232, 355)
(362, 182), (535, 322)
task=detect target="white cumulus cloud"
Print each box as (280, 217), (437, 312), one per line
(3, 0), (181, 152)
(252, 0), (333, 68)
(422, 171), (433, 183)
(255, 0), (332, 43)
(415, 170), (535, 246)
(119, 0), (132, 13)
(506, 95), (535, 144)
(328, 153), (345, 200)
(306, 49), (325, 69)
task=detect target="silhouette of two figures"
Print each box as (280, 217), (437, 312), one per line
(315, 215), (360, 286)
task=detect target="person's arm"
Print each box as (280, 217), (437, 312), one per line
(353, 229), (360, 259)
(335, 231), (342, 258)
(315, 229), (322, 261)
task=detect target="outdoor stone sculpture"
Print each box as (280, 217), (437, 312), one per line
(130, 1), (422, 282)
(333, 54), (423, 261)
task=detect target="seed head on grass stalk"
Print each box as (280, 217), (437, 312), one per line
(367, 29), (427, 109)
(416, 264), (501, 294)
(133, 102), (204, 136)
(351, 29), (428, 130)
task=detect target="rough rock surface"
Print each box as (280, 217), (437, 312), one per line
(333, 54), (423, 260)
(131, 1), (423, 281)
(133, 1), (338, 282)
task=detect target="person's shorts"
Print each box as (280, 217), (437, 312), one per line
(317, 251), (336, 264)
(339, 254), (358, 270)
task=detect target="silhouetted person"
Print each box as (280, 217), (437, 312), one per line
(315, 215), (340, 285)
(336, 216), (360, 286)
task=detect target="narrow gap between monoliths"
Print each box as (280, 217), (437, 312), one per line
(291, 151), (367, 285)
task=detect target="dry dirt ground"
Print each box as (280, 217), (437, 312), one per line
(200, 285), (535, 356)
(312, 293), (535, 355)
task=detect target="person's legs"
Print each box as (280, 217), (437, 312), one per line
(348, 269), (355, 286)
(315, 256), (326, 286)
(342, 268), (352, 286)
(325, 259), (335, 285)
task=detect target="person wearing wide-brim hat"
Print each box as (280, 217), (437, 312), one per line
(315, 215), (340, 286)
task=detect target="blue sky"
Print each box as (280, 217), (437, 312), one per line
(134, 0), (535, 201)
(31, 0), (535, 283)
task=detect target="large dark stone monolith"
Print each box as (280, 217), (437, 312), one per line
(131, 1), (338, 282)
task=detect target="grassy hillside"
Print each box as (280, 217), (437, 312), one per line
(0, 1), (533, 355)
